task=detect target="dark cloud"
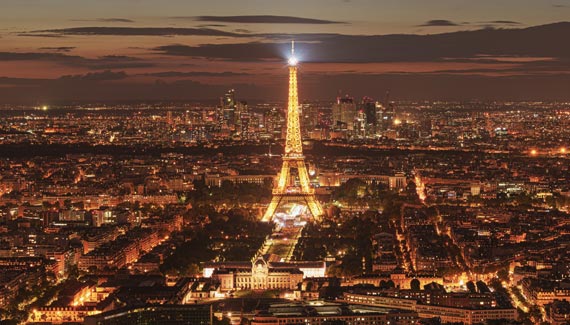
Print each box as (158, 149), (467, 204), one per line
(17, 33), (65, 38)
(58, 70), (128, 81)
(419, 20), (460, 27)
(31, 27), (245, 37)
(88, 55), (155, 69)
(500, 58), (570, 73)
(417, 20), (519, 28)
(485, 20), (521, 25)
(196, 24), (227, 28)
(153, 43), (281, 61)
(153, 23), (570, 63)
(0, 52), (155, 69)
(180, 15), (343, 24)
(0, 71), (127, 86)
(2, 73), (570, 103)
(97, 18), (134, 23)
(299, 73), (570, 101)
(0, 77), (47, 86)
(0, 52), (71, 61)
(3, 22), (570, 103)
(39, 46), (76, 52)
(0, 78), (269, 104)
(141, 71), (251, 77)
(72, 18), (134, 23)
(401, 59), (570, 75)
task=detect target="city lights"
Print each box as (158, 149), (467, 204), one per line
(530, 149), (538, 156)
(0, 2), (568, 324)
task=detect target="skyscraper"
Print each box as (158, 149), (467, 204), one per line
(221, 89), (236, 130)
(360, 96), (376, 133)
(332, 95), (356, 131)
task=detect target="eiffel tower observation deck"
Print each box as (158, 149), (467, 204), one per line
(262, 41), (324, 222)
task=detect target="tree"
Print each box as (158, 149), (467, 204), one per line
(497, 268), (509, 282)
(333, 178), (368, 205)
(213, 316), (231, 325)
(182, 263), (200, 276)
(476, 280), (490, 293)
(466, 281), (476, 293)
(528, 305), (543, 323)
(410, 279), (421, 291)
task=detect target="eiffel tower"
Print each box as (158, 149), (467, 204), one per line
(262, 41), (324, 222)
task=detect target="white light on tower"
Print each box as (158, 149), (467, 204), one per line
(288, 40), (298, 66)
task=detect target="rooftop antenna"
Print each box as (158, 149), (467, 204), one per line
(288, 40), (298, 66)
(291, 40), (295, 56)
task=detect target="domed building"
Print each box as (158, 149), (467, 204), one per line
(203, 254), (325, 291)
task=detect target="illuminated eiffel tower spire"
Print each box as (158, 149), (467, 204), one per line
(262, 41), (324, 222)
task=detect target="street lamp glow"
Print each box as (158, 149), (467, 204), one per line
(530, 149), (537, 156)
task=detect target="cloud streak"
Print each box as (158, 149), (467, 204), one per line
(418, 19), (522, 28)
(419, 20), (460, 27)
(485, 20), (521, 25)
(141, 71), (251, 77)
(58, 70), (128, 81)
(3, 22), (570, 103)
(0, 52), (155, 69)
(28, 27), (246, 37)
(2, 73), (570, 103)
(152, 23), (570, 63)
(178, 15), (343, 24)
(72, 18), (134, 23)
(39, 46), (76, 52)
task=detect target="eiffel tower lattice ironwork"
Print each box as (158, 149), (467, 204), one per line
(262, 41), (324, 222)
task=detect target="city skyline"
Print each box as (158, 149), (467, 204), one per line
(2, 2), (570, 325)
(1, 0), (570, 103)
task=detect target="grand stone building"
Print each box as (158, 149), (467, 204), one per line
(203, 255), (326, 291)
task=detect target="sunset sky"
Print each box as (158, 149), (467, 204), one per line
(1, 0), (570, 103)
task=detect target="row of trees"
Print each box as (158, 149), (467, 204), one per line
(186, 179), (272, 206)
(160, 205), (273, 276)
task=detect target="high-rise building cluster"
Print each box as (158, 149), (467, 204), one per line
(330, 93), (397, 139)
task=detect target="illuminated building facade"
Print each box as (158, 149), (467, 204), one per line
(342, 292), (517, 325)
(83, 304), (213, 325)
(203, 255), (325, 291)
(221, 89), (236, 130)
(250, 301), (419, 325)
(332, 95), (356, 131)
